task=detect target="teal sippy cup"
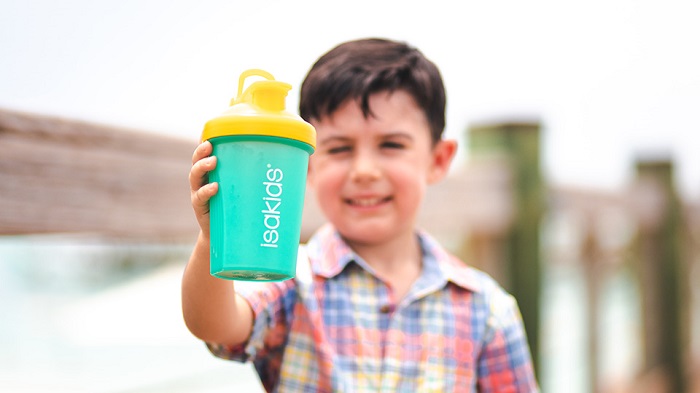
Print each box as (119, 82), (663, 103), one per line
(202, 69), (316, 281)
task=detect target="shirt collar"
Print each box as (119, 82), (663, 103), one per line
(305, 223), (357, 278)
(417, 228), (483, 293)
(305, 224), (483, 293)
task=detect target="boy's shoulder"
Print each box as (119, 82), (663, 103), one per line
(440, 254), (522, 330)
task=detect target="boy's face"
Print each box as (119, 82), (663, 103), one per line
(307, 90), (456, 248)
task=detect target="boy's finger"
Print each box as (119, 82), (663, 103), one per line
(191, 141), (213, 165)
(189, 156), (217, 192)
(192, 182), (218, 210)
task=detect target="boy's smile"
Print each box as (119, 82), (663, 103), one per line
(345, 195), (391, 208)
(307, 90), (456, 250)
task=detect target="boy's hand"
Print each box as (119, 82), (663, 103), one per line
(189, 141), (218, 238)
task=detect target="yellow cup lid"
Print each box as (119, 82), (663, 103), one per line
(202, 69), (316, 150)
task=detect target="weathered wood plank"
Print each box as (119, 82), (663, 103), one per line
(0, 109), (199, 241)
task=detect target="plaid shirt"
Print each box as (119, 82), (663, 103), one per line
(207, 224), (539, 392)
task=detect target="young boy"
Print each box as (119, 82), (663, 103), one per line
(183, 38), (539, 392)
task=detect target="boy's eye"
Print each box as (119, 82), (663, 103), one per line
(327, 146), (352, 154)
(381, 141), (405, 149)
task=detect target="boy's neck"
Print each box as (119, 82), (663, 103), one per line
(345, 231), (423, 282)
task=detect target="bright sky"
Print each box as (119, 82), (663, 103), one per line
(2, 0), (699, 199)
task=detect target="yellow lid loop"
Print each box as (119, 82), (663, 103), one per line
(203, 69), (316, 150)
(230, 69), (276, 106)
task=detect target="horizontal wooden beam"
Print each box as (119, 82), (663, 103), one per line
(3, 108), (697, 252)
(0, 109), (199, 242)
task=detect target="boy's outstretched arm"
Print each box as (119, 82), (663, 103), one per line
(181, 141), (254, 346)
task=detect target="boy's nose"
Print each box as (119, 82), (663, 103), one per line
(350, 151), (381, 182)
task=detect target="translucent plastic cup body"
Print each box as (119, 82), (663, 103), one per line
(208, 135), (312, 281)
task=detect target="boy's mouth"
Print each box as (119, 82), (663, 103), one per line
(345, 196), (392, 207)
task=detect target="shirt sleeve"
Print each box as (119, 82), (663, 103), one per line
(206, 278), (297, 364)
(477, 289), (540, 392)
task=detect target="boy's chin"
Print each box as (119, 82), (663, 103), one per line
(336, 224), (412, 247)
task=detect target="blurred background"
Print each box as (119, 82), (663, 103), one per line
(1, 0), (698, 392)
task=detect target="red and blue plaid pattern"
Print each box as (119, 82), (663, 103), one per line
(207, 224), (538, 392)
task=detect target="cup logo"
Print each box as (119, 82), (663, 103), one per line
(261, 164), (283, 248)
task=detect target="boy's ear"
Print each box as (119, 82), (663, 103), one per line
(428, 139), (457, 184)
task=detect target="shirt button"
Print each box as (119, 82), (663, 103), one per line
(379, 305), (393, 313)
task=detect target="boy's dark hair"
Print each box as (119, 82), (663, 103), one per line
(299, 38), (446, 144)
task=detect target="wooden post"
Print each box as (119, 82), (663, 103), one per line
(634, 158), (688, 392)
(468, 121), (544, 379)
(581, 217), (603, 392)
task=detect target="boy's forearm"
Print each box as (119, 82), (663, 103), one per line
(181, 231), (253, 346)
